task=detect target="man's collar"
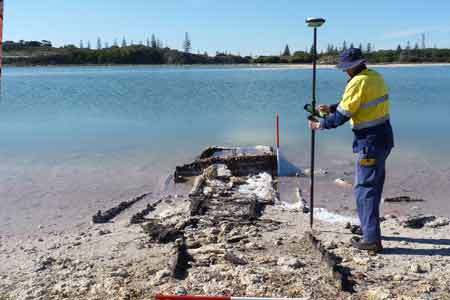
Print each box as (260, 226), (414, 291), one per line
(352, 64), (367, 77)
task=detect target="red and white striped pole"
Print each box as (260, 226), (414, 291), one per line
(276, 112), (280, 176)
(155, 295), (307, 300)
(0, 0), (4, 84)
(276, 112), (280, 149)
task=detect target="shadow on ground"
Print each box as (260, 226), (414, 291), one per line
(381, 235), (450, 256)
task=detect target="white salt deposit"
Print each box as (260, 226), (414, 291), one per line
(314, 208), (359, 224)
(279, 202), (359, 225)
(238, 172), (276, 201)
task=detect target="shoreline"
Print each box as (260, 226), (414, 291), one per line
(3, 62), (450, 69)
(2, 146), (450, 237)
(1, 170), (449, 299)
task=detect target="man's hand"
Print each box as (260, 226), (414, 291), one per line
(318, 105), (330, 114)
(308, 116), (322, 130)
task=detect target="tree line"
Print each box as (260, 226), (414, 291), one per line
(3, 37), (450, 66)
(4, 43), (250, 66)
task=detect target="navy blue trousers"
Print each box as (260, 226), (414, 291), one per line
(354, 146), (391, 243)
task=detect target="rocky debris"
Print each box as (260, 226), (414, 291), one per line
(230, 176), (247, 185)
(409, 263), (421, 273)
(324, 241), (338, 250)
(384, 196), (425, 203)
(392, 274), (403, 281)
(226, 234), (248, 243)
(399, 215), (436, 229)
(190, 175), (205, 196)
(304, 168), (328, 176)
(175, 286), (188, 295)
(277, 257), (303, 269)
(295, 187), (310, 213)
(168, 238), (193, 279)
(305, 232), (352, 292)
(224, 251), (248, 265)
(34, 256), (55, 272)
(424, 217), (450, 228)
(334, 178), (352, 188)
(238, 172), (277, 203)
(409, 262), (432, 273)
(141, 220), (183, 243)
(345, 222), (362, 235)
(98, 229), (112, 236)
(130, 198), (164, 224)
(204, 164), (232, 180)
(92, 192), (151, 223)
(189, 196), (208, 216)
(135, 154), (352, 297)
(110, 268), (129, 278)
(365, 288), (391, 300)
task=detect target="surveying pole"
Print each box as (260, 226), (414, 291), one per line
(305, 17), (325, 229)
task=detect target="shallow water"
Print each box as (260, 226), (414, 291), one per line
(1, 65), (450, 234)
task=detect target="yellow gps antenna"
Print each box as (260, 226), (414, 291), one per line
(305, 17), (325, 229)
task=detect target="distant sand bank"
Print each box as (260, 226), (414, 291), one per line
(255, 62), (450, 69)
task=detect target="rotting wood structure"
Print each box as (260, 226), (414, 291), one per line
(174, 146), (277, 182)
(89, 145), (355, 297)
(145, 146), (354, 296)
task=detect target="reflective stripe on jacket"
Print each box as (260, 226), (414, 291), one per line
(337, 69), (390, 130)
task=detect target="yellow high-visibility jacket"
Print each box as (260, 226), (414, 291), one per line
(337, 69), (390, 130)
(321, 68), (394, 153)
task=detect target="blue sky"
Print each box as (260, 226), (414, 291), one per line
(5, 0), (450, 55)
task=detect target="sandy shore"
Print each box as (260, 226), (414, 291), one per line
(1, 163), (449, 300)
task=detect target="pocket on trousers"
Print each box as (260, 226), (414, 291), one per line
(356, 152), (378, 186)
(359, 158), (377, 167)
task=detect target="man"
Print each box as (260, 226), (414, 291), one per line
(308, 47), (394, 253)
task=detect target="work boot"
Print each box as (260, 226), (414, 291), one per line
(351, 236), (383, 253)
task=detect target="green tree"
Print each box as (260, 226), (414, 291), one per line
(151, 34), (157, 48)
(309, 45), (314, 55)
(183, 32), (191, 53)
(342, 40), (347, 51)
(282, 44), (291, 56)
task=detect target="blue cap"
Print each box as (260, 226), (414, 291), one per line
(336, 47), (366, 70)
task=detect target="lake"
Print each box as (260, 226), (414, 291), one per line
(1, 65), (450, 234)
